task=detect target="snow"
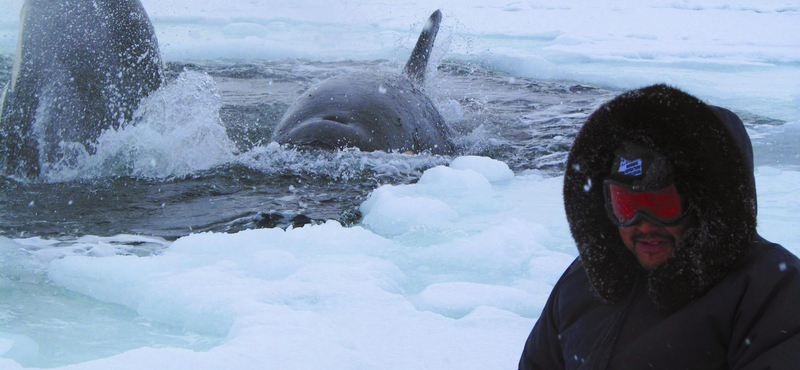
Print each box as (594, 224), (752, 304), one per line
(0, 159), (569, 369)
(1, 156), (797, 368)
(449, 156), (514, 182)
(0, 0), (798, 368)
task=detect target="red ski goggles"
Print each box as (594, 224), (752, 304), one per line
(603, 179), (693, 227)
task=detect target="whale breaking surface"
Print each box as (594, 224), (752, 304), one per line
(0, 0), (163, 178)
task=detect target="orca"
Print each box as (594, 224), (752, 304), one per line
(0, 0), (164, 178)
(272, 10), (455, 155)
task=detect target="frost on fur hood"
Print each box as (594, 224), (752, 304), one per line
(563, 84), (757, 313)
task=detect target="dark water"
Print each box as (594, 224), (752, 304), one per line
(5, 57), (783, 240)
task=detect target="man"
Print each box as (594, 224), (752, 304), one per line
(519, 84), (800, 369)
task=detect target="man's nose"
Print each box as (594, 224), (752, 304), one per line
(636, 220), (660, 233)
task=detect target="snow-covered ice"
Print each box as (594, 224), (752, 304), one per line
(2, 157), (798, 369)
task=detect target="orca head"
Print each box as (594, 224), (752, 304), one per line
(273, 117), (384, 152)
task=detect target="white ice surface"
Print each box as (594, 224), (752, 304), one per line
(1, 158), (798, 369)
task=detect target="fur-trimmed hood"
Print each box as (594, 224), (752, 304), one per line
(564, 84), (757, 313)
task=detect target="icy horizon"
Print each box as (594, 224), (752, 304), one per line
(0, 0), (798, 121)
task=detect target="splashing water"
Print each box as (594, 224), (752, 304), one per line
(40, 71), (236, 182)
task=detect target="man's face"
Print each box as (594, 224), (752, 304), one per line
(605, 173), (696, 269)
(618, 219), (692, 270)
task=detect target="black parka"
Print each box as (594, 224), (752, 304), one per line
(519, 85), (800, 369)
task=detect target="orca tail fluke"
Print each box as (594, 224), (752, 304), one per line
(403, 9), (442, 85)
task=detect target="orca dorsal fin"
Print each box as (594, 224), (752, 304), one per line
(404, 9), (442, 85)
